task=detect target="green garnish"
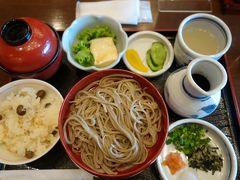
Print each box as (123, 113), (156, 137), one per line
(74, 47), (94, 67)
(167, 124), (223, 174)
(72, 25), (116, 67)
(166, 124), (211, 155)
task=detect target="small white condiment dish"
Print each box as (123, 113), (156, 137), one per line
(123, 31), (174, 78)
(0, 79), (63, 165)
(156, 119), (237, 180)
(62, 15), (128, 72)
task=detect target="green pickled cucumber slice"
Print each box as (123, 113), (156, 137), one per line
(150, 42), (167, 67)
(146, 50), (162, 72)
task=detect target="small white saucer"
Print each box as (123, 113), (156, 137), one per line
(123, 31), (174, 78)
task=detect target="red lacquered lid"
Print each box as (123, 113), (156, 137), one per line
(0, 17), (58, 73)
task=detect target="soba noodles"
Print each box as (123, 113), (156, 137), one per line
(63, 74), (162, 174)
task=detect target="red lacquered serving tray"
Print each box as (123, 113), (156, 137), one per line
(221, 0), (240, 13)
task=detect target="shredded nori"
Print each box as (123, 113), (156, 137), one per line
(188, 145), (223, 175)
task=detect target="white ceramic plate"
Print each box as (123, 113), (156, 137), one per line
(156, 119), (237, 180)
(0, 79), (63, 165)
(123, 31), (174, 77)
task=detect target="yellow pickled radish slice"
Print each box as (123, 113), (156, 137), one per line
(126, 49), (149, 72)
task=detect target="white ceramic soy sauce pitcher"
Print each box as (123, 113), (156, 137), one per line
(164, 57), (227, 118)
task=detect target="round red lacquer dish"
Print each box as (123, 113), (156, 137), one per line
(0, 17), (62, 80)
(58, 69), (169, 179)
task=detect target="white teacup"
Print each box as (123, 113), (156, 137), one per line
(174, 13), (232, 65)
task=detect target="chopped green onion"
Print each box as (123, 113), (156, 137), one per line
(167, 124), (210, 156)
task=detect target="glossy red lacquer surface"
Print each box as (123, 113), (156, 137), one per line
(16, 48), (63, 80)
(0, 17), (58, 73)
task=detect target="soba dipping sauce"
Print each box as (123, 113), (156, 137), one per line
(182, 19), (226, 55)
(192, 73), (210, 91)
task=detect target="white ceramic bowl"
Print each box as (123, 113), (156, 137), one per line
(0, 79), (63, 165)
(62, 15), (128, 72)
(174, 13), (232, 65)
(156, 119), (237, 180)
(123, 31), (174, 77)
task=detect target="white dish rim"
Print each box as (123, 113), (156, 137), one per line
(156, 118), (237, 180)
(123, 31), (174, 78)
(0, 79), (63, 165)
(62, 15), (128, 72)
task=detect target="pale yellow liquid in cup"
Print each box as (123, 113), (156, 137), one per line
(183, 20), (226, 55)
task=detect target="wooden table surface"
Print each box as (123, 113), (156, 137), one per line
(0, 0), (239, 123)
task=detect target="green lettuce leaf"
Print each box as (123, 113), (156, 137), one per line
(71, 25), (116, 67)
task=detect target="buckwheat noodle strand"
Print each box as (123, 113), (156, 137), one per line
(63, 74), (161, 174)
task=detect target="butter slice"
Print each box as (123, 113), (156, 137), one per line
(90, 37), (118, 68)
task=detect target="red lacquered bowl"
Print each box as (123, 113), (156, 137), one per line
(0, 17), (62, 80)
(58, 69), (169, 179)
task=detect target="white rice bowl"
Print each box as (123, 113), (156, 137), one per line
(0, 79), (63, 165)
